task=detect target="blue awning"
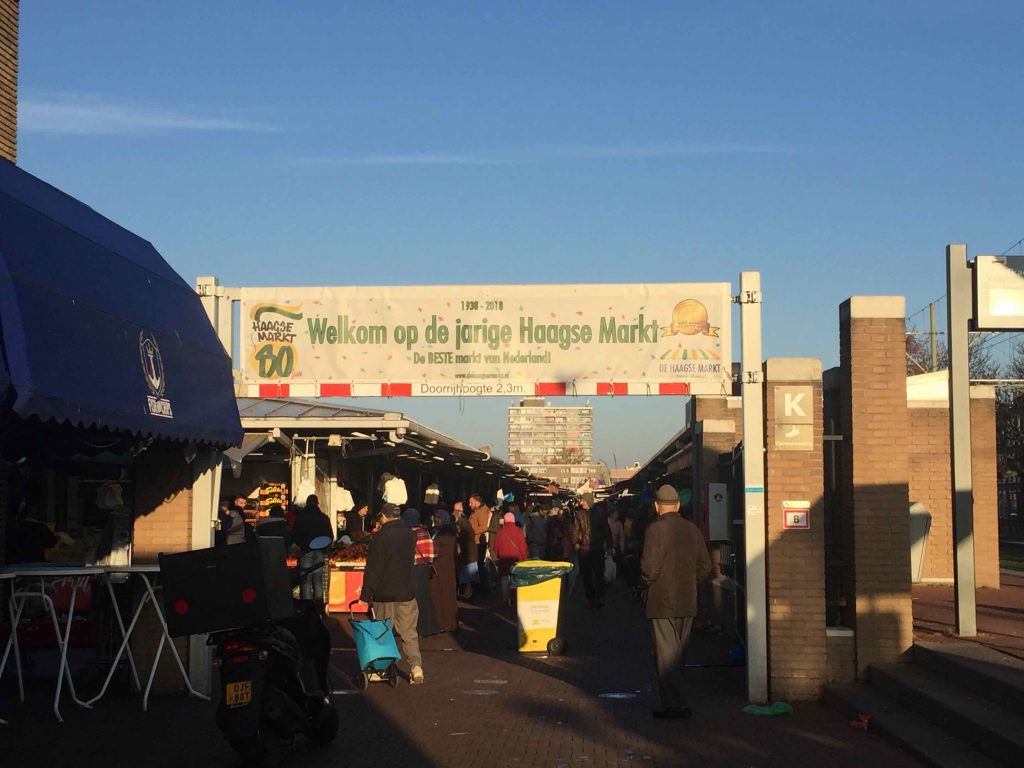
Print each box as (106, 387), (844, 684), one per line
(0, 160), (242, 447)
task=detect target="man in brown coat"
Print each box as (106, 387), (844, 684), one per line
(641, 484), (711, 719)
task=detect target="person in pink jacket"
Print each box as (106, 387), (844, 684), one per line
(492, 512), (528, 605)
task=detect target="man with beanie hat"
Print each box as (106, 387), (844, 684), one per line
(362, 503), (424, 684)
(641, 484), (711, 719)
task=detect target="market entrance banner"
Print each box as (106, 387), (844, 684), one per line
(239, 283), (732, 398)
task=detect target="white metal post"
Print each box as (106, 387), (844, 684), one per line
(946, 244), (977, 636)
(739, 271), (768, 702)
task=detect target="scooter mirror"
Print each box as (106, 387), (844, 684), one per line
(308, 535), (333, 551)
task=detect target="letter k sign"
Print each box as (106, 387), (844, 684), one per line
(775, 385), (813, 425)
(784, 392), (806, 419)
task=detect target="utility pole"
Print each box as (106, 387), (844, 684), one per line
(930, 302), (938, 371)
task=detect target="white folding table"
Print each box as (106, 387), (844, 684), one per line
(0, 563), (207, 722)
(85, 565), (207, 711)
(0, 570), (16, 725)
(0, 565), (103, 722)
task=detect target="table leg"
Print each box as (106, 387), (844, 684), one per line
(138, 575), (208, 711)
(2, 593), (27, 707)
(83, 580), (145, 706)
(0, 593), (25, 726)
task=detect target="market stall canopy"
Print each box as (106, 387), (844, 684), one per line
(223, 433), (272, 464)
(235, 396), (551, 489)
(0, 161), (241, 447)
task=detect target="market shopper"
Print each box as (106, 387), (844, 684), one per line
(608, 506), (625, 560)
(524, 503), (548, 559)
(468, 493), (492, 596)
(456, 505), (479, 599)
(255, 503), (293, 548)
(403, 509), (441, 636)
(641, 484), (711, 719)
(492, 511), (528, 605)
(578, 494), (611, 608)
(216, 497), (246, 546)
(362, 503), (424, 684)
(292, 494), (334, 605)
(544, 502), (573, 563)
(430, 507), (459, 632)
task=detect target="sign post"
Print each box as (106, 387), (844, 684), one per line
(738, 271), (767, 703)
(946, 244), (976, 637)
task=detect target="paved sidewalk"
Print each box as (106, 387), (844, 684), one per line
(914, 570), (1024, 659)
(2, 577), (925, 768)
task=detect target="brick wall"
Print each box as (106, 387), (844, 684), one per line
(131, 443), (194, 689)
(0, 0), (16, 163)
(763, 359), (826, 700)
(133, 444), (193, 561)
(838, 297), (913, 676)
(907, 392), (999, 588)
(826, 629), (856, 683)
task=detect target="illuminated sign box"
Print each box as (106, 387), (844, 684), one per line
(974, 255), (1024, 331)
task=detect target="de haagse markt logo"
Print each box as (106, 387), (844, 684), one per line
(656, 298), (722, 364)
(249, 303), (303, 379)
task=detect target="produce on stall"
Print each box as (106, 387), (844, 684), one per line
(327, 532), (370, 613)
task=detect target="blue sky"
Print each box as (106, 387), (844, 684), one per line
(16, 2), (1024, 468)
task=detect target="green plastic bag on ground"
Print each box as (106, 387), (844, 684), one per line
(741, 701), (794, 716)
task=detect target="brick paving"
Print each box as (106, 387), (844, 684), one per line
(1, 578), (926, 768)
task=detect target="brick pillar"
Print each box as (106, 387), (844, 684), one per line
(0, 1), (16, 163)
(693, 397), (741, 528)
(839, 297), (913, 676)
(970, 392), (999, 589)
(906, 377), (1000, 588)
(131, 443), (194, 690)
(763, 359), (826, 700)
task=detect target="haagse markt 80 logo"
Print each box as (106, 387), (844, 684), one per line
(249, 303), (303, 379)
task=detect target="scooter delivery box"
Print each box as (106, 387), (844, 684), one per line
(159, 538), (294, 637)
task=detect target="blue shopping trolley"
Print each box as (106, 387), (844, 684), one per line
(348, 602), (401, 689)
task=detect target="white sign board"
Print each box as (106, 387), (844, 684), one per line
(240, 283), (731, 397)
(782, 500), (810, 530)
(974, 255), (1024, 331)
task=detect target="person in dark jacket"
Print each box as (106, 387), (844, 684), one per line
(429, 507), (459, 632)
(641, 484), (711, 720)
(579, 494), (612, 608)
(255, 504), (293, 549)
(524, 504), (548, 560)
(362, 503), (424, 684)
(292, 495), (333, 605)
(544, 503), (573, 562)
(217, 498), (247, 546)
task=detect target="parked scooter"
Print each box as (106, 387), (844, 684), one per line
(209, 535), (338, 767)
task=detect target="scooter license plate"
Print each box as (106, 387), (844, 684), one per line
(225, 680), (252, 708)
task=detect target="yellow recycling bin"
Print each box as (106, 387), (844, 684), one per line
(510, 560), (573, 655)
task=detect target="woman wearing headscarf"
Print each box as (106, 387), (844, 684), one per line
(429, 506), (459, 632)
(403, 508), (441, 636)
(492, 512), (528, 606)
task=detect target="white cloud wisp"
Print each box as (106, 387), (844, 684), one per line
(21, 94), (278, 136)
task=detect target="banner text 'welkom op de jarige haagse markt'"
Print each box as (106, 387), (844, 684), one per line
(240, 283), (731, 398)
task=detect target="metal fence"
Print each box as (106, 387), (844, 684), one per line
(998, 477), (1024, 540)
